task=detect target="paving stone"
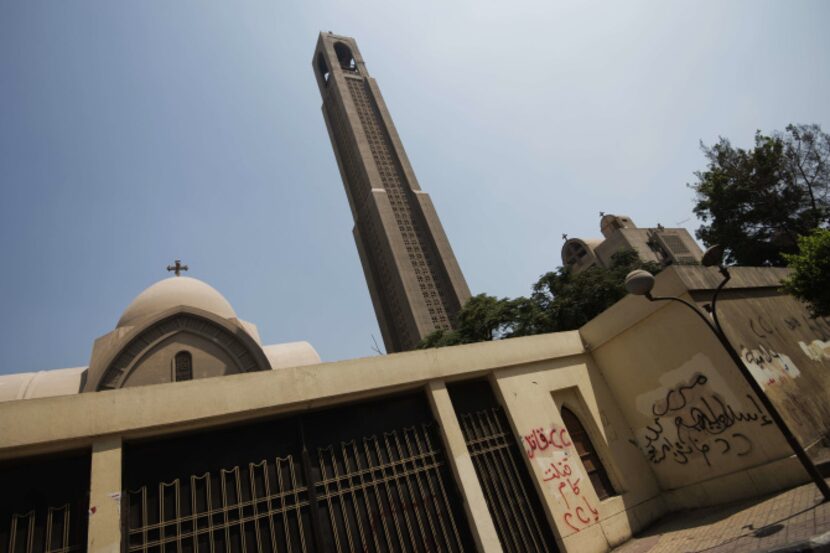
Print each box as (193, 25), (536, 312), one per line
(611, 479), (830, 553)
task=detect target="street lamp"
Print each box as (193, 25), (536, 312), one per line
(624, 246), (830, 501)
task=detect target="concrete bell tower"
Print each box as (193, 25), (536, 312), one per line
(312, 32), (471, 352)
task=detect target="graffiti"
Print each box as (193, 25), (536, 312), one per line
(523, 425), (599, 533)
(782, 316), (801, 331)
(650, 373), (708, 417)
(543, 456), (573, 481)
(522, 425), (572, 458)
(793, 314), (830, 339)
(744, 313), (830, 370)
(739, 342), (801, 387)
(538, 449), (599, 533)
(713, 432), (751, 456)
(637, 372), (772, 466)
(799, 339), (830, 362)
(748, 315), (777, 338)
(748, 313), (830, 340)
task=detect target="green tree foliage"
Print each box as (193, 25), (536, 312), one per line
(782, 229), (830, 317)
(417, 294), (521, 348)
(417, 250), (661, 348)
(690, 124), (830, 266)
(527, 250), (662, 333)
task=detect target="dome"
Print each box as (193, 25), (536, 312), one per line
(562, 238), (601, 269)
(600, 214), (636, 238)
(117, 276), (237, 327)
(263, 342), (321, 369)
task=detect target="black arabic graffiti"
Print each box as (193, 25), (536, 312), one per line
(747, 313), (830, 341)
(714, 433), (751, 456)
(640, 374), (772, 466)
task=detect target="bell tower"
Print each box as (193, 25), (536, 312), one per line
(313, 32), (471, 352)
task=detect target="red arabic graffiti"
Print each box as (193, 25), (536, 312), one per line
(541, 454), (599, 533)
(522, 426), (572, 458)
(526, 425), (599, 533)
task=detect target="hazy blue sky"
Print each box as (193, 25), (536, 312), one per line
(2, 1), (829, 374)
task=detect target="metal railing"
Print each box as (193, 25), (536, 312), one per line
(4, 505), (81, 553)
(125, 396), (473, 553)
(449, 380), (559, 553)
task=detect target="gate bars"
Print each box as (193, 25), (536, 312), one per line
(449, 381), (559, 553)
(124, 394), (474, 553)
(1, 452), (90, 553)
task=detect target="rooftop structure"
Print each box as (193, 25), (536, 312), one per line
(562, 214), (703, 273)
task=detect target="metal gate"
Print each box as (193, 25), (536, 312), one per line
(124, 393), (474, 553)
(448, 381), (559, 553)
(0, 452), (90, 553)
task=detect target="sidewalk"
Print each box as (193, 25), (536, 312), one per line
(611, 479), (830, 553)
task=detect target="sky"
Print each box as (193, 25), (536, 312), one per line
(1, 1), (829, 374)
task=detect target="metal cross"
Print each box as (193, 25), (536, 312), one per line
(166, 259), (189, 277)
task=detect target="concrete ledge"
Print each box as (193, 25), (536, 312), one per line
(673, 266), (790, 292)
(580, 266), (791, 351)
(0, 331), (585, 459)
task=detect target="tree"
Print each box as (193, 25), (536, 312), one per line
(782, 229), (830, 317)
(416, 294), (522, 348)
(527, 250), (662, 333)
(417, 250), (661, 348)
(690, 124), (830, 266)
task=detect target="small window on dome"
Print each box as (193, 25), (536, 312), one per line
(175, 351), (193, 381)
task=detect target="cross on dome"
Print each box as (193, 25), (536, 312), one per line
(166, 259), (189, 277)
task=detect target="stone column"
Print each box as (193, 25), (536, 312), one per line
(426, 381), (502, 553)
(87, 436), (122, 553)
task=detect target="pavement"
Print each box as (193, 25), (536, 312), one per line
(611, 479), (830, 553)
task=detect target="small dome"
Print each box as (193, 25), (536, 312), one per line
(263, 342), (321, 369)
(117, 276), (237, 327)
(600, 214), (636, 238)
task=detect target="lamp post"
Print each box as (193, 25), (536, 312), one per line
(624, 246), (830, 501)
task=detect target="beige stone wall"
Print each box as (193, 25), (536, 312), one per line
(685, 274), (830, 451)
(582, 266), (819, 510)
(492, 355), (665, 552)
(120, 332), (241, 387)
(87, 438), (122, 553)
(4, 267), (823, 552)
(0, 331), (661, 553)
(595, 228), (660, 267)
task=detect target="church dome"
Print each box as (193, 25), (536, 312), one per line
(117, 276), (237, 328)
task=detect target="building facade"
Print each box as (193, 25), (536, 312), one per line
(562, 214), (703, 274)
(4, 32), (830, 553)
(313, 33), (471, 352)
(2, 266), (830, 553)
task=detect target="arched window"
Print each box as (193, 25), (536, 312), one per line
(334, 42), (357, 72)
(561, 407), (616, 499)
(563, 241), (589, 266)
(175, 351), (193, 382)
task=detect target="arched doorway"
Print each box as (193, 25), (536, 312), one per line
(561, 407), (616, 500)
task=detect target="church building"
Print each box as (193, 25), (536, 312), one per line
(2, 33), (830, 553)
(562, 214), (703, 275)
(7, 271), (320, 397)
(2, 262), (829, 553)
